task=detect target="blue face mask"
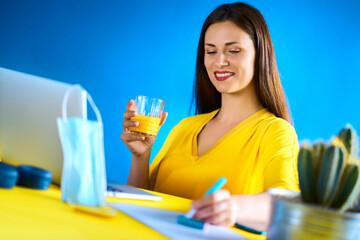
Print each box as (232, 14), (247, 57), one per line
(57, 85), (106, 207)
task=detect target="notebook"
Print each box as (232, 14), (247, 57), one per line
(109, 202), (245, 240)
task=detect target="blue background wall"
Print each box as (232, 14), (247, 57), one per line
(1, 0), (359, 184)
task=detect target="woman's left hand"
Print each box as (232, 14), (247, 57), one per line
(192, 189), (238, 227)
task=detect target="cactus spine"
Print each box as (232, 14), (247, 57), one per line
(298, 124), (360, 212)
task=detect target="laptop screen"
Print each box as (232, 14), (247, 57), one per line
(0, 67), (86, 185)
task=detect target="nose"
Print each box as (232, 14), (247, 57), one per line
(215, 53), (229, 68)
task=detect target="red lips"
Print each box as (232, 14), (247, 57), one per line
(214, 71), (235, 81)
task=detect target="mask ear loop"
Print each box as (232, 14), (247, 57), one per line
(61, 84), (85, 122)
(84, 88), (106, 204)
(86, 92), (103, 138)
(61, 85), (103, 132)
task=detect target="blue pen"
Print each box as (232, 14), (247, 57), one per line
(204, 176), (228, 197)
(177, 177), (227, 230)
(234, 223), (267, 235)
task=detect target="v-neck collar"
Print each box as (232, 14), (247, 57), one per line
(192, 108), (268, 159)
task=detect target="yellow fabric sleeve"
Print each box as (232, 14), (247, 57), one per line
(260, 119), (300, 192)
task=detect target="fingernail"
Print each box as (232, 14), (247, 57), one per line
(134, 121), (139, 126)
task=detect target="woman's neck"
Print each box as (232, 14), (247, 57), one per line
(215, 84), (263, 124)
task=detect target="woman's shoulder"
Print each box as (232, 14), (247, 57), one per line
(175, 110), (219, 126)
(257, 110), (299, 154)
(258, 110), (297, 137)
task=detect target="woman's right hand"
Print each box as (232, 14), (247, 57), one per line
(121, 100), (168, 158)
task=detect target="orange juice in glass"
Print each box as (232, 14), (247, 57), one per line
(129, 95), (165, 139)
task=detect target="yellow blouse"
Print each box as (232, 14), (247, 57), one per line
(149, 108), (299, 200)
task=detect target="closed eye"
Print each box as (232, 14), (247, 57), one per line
(206, 51), (217, 55)
(229, 50), (240, 54)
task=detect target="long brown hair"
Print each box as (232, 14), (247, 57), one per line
(194, 2), (291, 122)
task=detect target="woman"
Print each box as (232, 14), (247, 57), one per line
(121, 2), (299, 228)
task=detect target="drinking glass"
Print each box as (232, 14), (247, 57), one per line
(129, 95), (165, 139)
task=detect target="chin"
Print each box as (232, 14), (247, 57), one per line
(215, 89), (234, 95)
(211, 83), (229, 93)
(213, 85), (237, 93)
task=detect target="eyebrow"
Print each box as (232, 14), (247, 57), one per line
(205, 41), (239, 47)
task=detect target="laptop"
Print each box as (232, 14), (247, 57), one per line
(0, 67), (162, 201)
(0, 67), (86, 185)
(107, 181), (162, 201)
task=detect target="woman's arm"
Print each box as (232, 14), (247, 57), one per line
(121, 99), (168, 189)
(192, 190), (271, 228)
(127, 151), (151, 189)
(233, 192), (271, 228)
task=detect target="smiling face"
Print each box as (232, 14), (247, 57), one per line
(204, 21), (256, 95)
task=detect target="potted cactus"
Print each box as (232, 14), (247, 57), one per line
(267, 124), (360, 240)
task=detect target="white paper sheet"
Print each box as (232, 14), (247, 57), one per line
(109, 202), (245, 240)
